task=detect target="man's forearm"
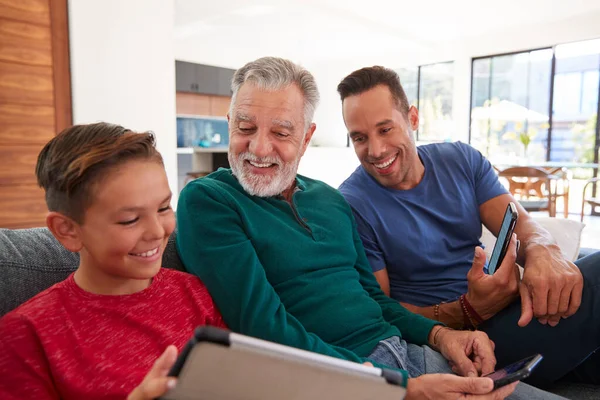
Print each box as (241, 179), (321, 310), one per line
(401, 301), (465, 329)
(515, 217), (561, 265)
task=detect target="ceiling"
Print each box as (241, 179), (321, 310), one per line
(174, 0), (600, 69)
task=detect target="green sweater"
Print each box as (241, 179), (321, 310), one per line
(176, 169), (439, 383)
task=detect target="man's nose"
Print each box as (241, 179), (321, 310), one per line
(249, 130), (273, 158)
(368, 137), (386, 159)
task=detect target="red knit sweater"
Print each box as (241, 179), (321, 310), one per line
(0, 269), (226, 399)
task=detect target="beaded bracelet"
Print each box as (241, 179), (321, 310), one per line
(459, 295), (476, 329)
(433, 304), (440, 321)
(462, 294), (484, 325)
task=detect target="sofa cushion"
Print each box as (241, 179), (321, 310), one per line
(0, 228), (184, 317)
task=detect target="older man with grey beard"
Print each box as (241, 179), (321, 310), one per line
(175, 56), (562, 400)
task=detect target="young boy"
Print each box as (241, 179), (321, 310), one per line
(0, 123), (226, 400)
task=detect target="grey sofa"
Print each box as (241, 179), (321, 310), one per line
(0, 227), (597, 399)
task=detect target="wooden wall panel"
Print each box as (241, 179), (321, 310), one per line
(0, 19), (52, 66)
(0, 184), (47, 228)
(0, 144), (45, 185)
(0, 0), (50, 26)
(49, 0), (72, 131)
(0, 61), (54, 106)
(176, 92), (231, 117)
(176, 92), (211, 115)
(0, 0), (72, 228)
(0, 103), (55, 145)
(210, 95), (231, 117)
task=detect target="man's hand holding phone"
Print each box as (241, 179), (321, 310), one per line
(406, 374), (517, 400)
(465, 235), (521, 322)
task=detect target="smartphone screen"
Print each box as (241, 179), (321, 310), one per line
(486, 202), (518, 275)
(485, 354), (543, 389)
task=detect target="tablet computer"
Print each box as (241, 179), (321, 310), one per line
(159, 326), (406, 400)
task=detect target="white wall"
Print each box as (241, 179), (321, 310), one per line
(68, 0), (178, 202)
(297, 146), (359, 188)
(308, 60), (360, 148)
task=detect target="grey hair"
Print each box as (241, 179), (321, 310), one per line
(229, 57), (320, 131)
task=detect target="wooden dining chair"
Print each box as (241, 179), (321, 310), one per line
(497, 167), (558, 217)
(581, 177), (600, 222)
(546, 167), (570, 218)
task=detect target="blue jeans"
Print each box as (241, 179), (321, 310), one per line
(480, 251), (600, 388)
(368, 336), (565, 399)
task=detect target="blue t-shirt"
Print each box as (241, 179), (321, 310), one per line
(339, 142), (507, 306)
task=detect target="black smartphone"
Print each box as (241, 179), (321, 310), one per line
(486, 202), (518, 275)
(485, 354), (543, 389)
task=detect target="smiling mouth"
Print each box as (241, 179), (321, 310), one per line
(129, 247), (159, 258)
(372, 154), (398, 169)
(247, 160), (277, 168)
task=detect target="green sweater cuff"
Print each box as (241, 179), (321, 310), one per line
(403, 315), (444, 346)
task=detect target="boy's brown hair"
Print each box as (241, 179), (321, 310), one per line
(36, 122), (163, 223)
(337, 66), (410, 119)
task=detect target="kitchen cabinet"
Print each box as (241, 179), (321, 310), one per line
(176, 61), (235, 96)
(217, 68), (234, 96)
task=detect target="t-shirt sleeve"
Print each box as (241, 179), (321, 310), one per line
(350, 206), (387, 272)
(460, 142), (508, 205)
(0, 313), (60, 400)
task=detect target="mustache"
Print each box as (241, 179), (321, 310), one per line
(238, 152), (282, 166)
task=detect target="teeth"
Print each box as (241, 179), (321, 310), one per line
(374, 155), (397, 169)
(248, 160), (274, 168)
(131, 248), (158, 257)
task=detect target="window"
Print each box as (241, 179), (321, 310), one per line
(396, 67), (418, 106)
(469, 38), (600, 165)
(397, 62), (454, 142)
(470, 49), (552, 163)
(552, 40), (600, 163)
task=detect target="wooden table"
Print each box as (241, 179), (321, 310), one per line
(493, 162), (600, 217)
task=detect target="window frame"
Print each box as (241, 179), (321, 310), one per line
(468, 45), (600, 166)
(398, 61), (454, 142)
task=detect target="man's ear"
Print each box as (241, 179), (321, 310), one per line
(300, 123), (317, 157)
(408, 106), (419, 131)
(46, 212), (83, 253)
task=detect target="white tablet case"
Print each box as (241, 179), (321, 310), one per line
(162, 328), (406, 400)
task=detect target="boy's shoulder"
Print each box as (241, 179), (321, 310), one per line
(157, 269), (224, 326)
(0, 277), (70, 331)
(160, 268), (206, 288)
(158, 269), (213, 299)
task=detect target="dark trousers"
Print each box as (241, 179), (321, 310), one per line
(480, 251), (600, 388)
